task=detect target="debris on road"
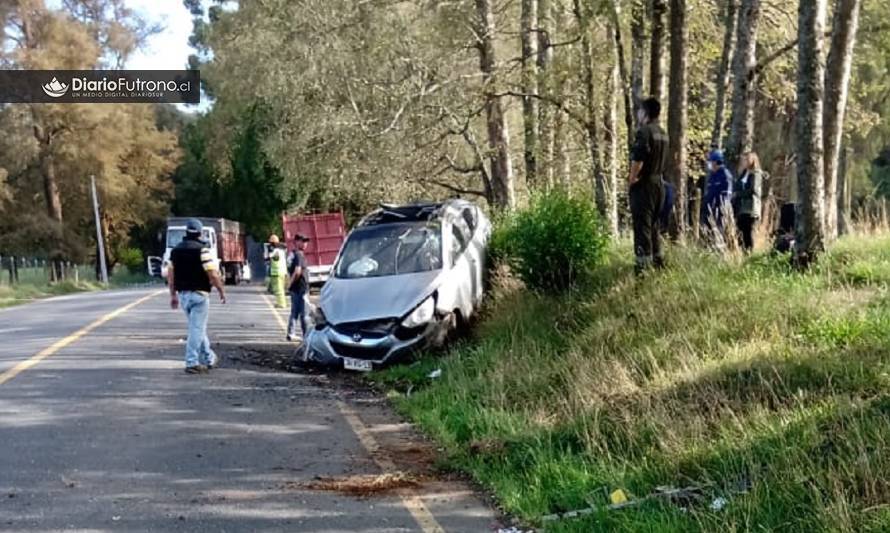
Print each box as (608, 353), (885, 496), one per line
(285, 472), (422, 497)
(428, 368), (442, 379)
(61, 475), (78, 488)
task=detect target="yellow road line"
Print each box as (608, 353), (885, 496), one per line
(260, 291), (445, 533)
(0, 290), (165, 387)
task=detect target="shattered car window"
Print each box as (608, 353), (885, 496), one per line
(335, 222), (442, 279)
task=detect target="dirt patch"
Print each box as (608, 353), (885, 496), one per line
(284, 472), (423, 497)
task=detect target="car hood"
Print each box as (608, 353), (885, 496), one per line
(320, 270), (442, 324)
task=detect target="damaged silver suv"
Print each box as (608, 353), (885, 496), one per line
(301, 200), (490, 371)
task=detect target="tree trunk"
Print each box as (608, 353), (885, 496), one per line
(603, 36), (620, 237)
(795, 0), (828, 265)
(631, 0), (646, 128)
(649, 0), (668, 102)
(725, 0), (761, 172)
(537, 0), (554, 187)
(838, 143), (851, 235)
(521, 0), (540, 189)
(41, 151), (63, 224)
(667, 0), (688, 236)
(609, 1), (635, 155)
(475, 0), (515, 209)
(710, 0), (739, 150)
(576, 0), (616, 234)
(822, 0), (861, 241)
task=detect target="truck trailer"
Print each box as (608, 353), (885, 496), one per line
(150, 217), (251, 285)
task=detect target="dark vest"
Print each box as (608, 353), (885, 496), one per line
(171, 238), (211, 292)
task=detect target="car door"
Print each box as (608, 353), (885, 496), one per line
(436, 218), (474, 321)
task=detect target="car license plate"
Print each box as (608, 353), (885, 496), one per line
(343, 357), (373, 372)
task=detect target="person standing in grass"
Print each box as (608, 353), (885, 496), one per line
(733, 151), (763, 252)
(168, 218), (226, 374)
(702, 150), (734, 244)
(628, 97), (670, 274)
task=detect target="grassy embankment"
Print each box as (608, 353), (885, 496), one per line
(374, 234), (890, 532)
(0, 267), (156, 308)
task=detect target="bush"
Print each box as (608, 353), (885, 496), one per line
(494, 191), (609, 291)
(117, 247), (144, 275)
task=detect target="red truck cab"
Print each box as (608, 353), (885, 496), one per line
(281, 212), (347, 285)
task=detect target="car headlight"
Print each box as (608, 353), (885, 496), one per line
(313, 307), (328, 329)
(401, 296), (435, 328)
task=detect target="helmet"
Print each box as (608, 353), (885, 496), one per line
(268, 234), (280, 245)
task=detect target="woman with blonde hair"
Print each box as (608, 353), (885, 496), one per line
(732, 151), (763, 252)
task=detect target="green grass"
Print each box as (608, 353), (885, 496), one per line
(373, 234), (890, 532)
(0, 267), (159, 308)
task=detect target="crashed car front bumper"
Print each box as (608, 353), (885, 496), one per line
(302, 318), (447, 369)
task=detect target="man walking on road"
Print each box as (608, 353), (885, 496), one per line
(629, 97), (670, 274)
(167, 218), (226, 374)
(287, 234), (311, 342)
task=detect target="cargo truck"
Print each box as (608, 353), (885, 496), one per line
(281, 212), (346, 285)
(149, 217), (251, 285)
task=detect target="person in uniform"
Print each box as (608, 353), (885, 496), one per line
(268, 234), (287, 308)
(167, 218), (226, 374)
(628, 97), (670, 274)
(703, 150), (734, 247)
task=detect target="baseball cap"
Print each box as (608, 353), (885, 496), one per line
(186, 218), (203, 234)
(707, 150), (725, 164)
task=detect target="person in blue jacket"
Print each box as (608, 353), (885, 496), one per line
(702, 150), (734, 235)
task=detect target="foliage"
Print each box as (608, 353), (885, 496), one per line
(116, 247), (143, 274)
(378, 234), (890, 531)
(0, 1), (179, 264)
(495, 191), (608, 291)
(172, 104), (291, 239)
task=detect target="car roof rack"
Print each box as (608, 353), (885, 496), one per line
(360, 202), (444, 226)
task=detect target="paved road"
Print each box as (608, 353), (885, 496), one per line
(0, 287), (497, 532)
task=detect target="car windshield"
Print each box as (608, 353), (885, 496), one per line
(335, 222), (442, 279)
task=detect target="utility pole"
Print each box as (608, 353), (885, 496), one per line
(90, 175), (109, 285)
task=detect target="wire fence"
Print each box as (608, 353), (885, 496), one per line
(0, 255), (98, 286)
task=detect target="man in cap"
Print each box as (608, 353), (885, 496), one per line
(168, 218), (226, 374)
(286, 234), (311, 342)
(629, 97), (670, 274)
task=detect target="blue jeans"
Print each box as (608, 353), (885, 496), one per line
(180, 291), (217, 368)
(287, 291), (308, 338)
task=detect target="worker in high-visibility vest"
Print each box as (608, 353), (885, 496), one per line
(268, 235), (287, 308)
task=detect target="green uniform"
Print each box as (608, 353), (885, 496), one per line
(269, 247), (287, 308)
(630, 122), (669, 273)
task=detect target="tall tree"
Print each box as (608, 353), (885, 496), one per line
(609, 0), (635, 153)
(823, 0), (861, 240)
(520, 0), (540, 188)
(475, 0), (515, 209)
(537, 0), (555, 186)
(710, 0), (739, 149)
(725, 0), (761, 171)
(604, 26), (620, 236)
(630, 0), (646, 127)
(667, 0), (688, 235)
(649, 0), (668, 102)
(795, 0), (828, 264)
